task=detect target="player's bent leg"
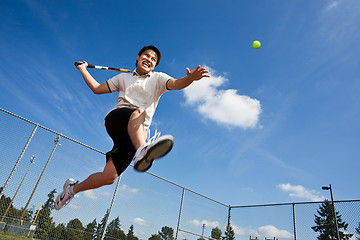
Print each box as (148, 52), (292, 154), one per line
(73, 158), (118, 193)
(127, 107), (175, 172)
(55, 159), (118, 211)
(133, 132), (174, 172)
(127, 108), (147, 149)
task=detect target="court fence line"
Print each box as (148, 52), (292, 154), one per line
(1, 107), (359, 240)
(0, 107), (228, 240)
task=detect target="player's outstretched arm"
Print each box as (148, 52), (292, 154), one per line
(167, 65), (210, 90)
(75, 61), (110, 94)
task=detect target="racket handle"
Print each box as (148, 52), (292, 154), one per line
(74, 62), (94, 68)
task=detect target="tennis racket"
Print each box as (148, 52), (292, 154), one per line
(75, 62), (131, 72)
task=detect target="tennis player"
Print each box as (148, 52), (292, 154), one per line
(55, 45), (209, 210)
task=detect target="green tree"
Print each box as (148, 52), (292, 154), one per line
(149, 234), (162, 240)
(66, 218), (84, 240)
(105, 217), (126, 240)
(0, 191), (12, 219)
(127, 224), (139, 240)
(224, 224), (235, 240)
(159, 226), (175, 240)
(0, 190), (30, 222)
(211, 227), (222, 240)
(50, 223), (66, 239)
(96, 209), (110, 239)
(34, 189), (56, 239)
(84, 218), (98, 240)
(312, 200), (353, 239)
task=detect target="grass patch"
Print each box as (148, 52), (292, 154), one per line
(0, 232), (32, 239)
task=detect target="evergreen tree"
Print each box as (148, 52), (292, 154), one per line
(50, 223), (66, 239)
(66, 218), (84, 240)
(149, 234), (162, 240)
(312, 200), (353, 239)
(96, 209), (110, 239)
(211, 227), (222, 240)
(224, 224), (235, 240)
(0, 191), (30, 222)
(34, 189), (56, 239)
(127, 224), (139, 240)
(84, 218), (98, 240)
(159, 226), (175, 240)
(0, 192), (12, 220)
(105, 217), (126, 240)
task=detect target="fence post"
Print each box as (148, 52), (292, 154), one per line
(227, 206), (231, 236)
(0, 124), (38, 199)
(20, 135), (61, 221)
(292, 203), (297, 240)
(175, 187), (186, 240)
(101, 174), (122, 240)
(1, 155), (36, 222)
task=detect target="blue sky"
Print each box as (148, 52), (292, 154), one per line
(1, 0), (360, 239)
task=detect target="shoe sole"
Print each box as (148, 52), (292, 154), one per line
(134, 135), (174, 172)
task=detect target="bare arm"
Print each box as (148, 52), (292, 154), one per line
(76, 61), (110, 94)
(166, 65), (210, 90)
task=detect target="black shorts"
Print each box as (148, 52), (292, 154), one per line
(105, 107), (137, 175)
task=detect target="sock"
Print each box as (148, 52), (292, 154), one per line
(69, 184), (76, 195)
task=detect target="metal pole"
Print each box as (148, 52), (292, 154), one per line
(292, 203), (297, 240)
(0, 124), (38, 199)
(101, 174), (122, 240)
(27, 204), (42, 237)
(329, 185), (340, 240)
(227, 206), (231, 239)
(1, 155), (36, 222)
(175, 188), (186, 240)
(20, 135), (61, 221)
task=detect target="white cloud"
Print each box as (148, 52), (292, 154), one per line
(325, 1), (340, 11)
(258, 225), (293, 238)
(188, 219), (220, 228)
(132, 217), (150, 227)
(83, 190), (98, 200)
(119, 184), (139, 193)
(232, 225), (257, 236)
(231, 223), (292, 239)
(183, 66), (261, 129)
(68, 203), (80, 210)
(278, 183), (326, 201)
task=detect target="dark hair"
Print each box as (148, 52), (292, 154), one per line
(136, 45), (161, 67)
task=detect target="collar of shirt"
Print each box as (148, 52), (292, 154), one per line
(133, 69), (151, 78)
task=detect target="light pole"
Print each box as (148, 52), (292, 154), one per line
(20, 135), (61, 221)
(322, 184), (340, 240)
(1, 155), (36, 222)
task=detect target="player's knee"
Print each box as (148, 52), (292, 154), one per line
(131, 108), (145, 118)
(103, 175), (117, 185)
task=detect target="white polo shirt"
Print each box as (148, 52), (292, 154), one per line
(106, 70), (172, 130)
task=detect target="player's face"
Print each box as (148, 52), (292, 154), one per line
(136, 49), (158, 75)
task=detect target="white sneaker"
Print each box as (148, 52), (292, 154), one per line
(54, 178), (78, 210)
(133, 131), (174, 172)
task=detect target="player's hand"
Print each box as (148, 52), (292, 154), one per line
(186, 65), (210, 81)
(75, 61), (88, 70)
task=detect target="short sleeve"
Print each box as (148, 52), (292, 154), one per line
(107, 74), (123, 93)
(156, 72), (172, 95)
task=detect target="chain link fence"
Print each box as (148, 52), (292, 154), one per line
(1, 107), (359, 240)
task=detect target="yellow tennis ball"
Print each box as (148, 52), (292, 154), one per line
(252, 40), (261, 49)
